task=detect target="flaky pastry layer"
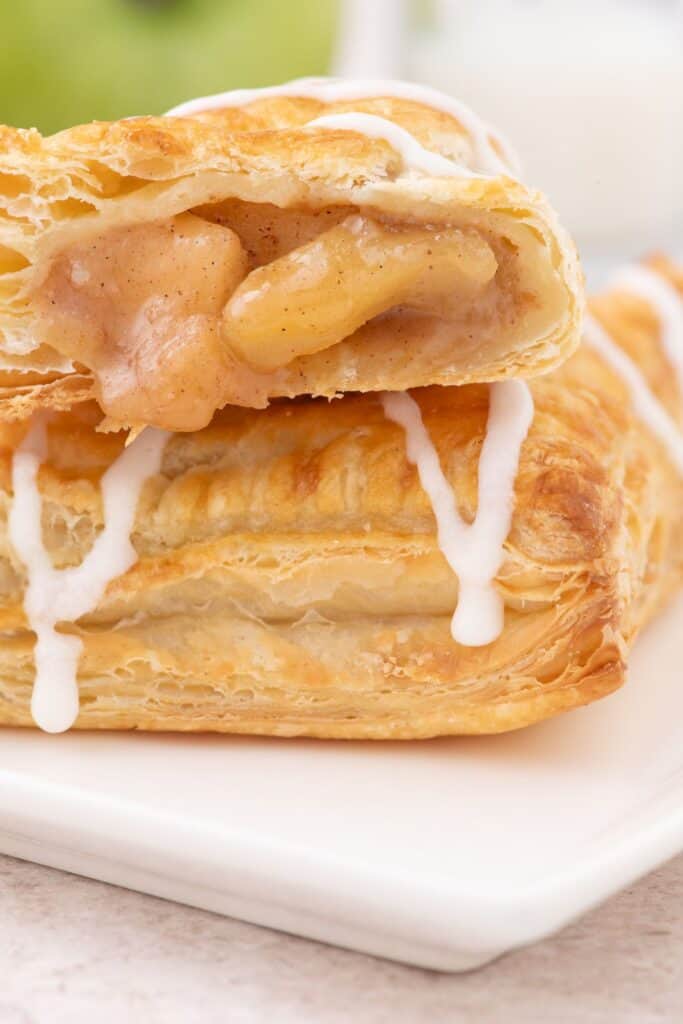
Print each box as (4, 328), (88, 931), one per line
(0, 261), (680, 735)
(0, 90), (581, 431)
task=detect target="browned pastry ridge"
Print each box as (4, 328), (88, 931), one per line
(0, 93), (581, 432)
(0, 260), (680, 735)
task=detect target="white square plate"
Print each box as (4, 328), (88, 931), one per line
(1, 595), (683, 971)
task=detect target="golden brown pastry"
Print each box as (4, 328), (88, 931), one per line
(0, 256), (680, 736)
(0, 80), (581, 432)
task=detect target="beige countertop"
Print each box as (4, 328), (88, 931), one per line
(1, 853), (682, 1023)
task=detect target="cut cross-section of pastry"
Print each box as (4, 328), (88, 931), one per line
(0, 78), (582, 432)
(0, 257), (680, 736)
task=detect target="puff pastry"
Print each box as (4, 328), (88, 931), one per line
(0, 79), (581, 432)
(0, 257), (680, 736)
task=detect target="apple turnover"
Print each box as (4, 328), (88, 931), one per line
(0, 79), (581, 432)
(0, 256), (680, 736)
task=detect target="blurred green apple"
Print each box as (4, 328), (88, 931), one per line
(0, 0), (337, 134)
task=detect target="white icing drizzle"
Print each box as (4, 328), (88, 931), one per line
(306, 112), (478, 178)
(165, 77), (518, 177)
(608, 264), (683, 398)
(382, 381), (534, 647)
(9, 418), (169, 733)
(583, 313), (683, 474)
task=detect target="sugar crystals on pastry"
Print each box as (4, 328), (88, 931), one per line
(0, 78), (581, 432)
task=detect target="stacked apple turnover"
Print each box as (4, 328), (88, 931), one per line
(0, 79), (680, 735)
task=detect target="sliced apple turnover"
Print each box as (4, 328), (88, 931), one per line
(0, 80), (581, 432)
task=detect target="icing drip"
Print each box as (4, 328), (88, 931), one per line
(583, 313), (683, 474)
(382, 381), (534, 646)
(165, 77), (518, 177)
(608, 264), (683, 399)
(9, 418), (169, 733)
(306, 112), (478, 178)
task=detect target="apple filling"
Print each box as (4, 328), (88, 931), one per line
(33, 205), (498, 430)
